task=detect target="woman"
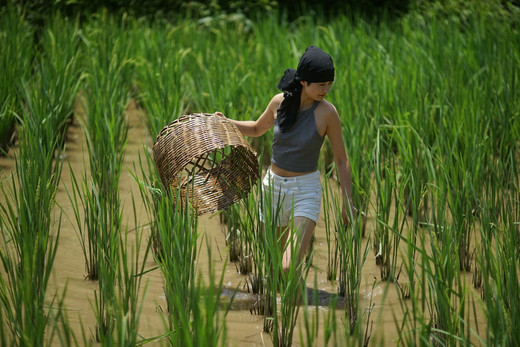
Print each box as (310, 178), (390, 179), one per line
(221, 46), (356, 281)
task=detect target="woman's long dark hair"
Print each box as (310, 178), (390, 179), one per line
(276, 68), (302, 132)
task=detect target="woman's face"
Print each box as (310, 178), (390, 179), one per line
(301, 81), (333, 101)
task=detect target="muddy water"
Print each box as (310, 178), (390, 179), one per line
(0, 101), (485, 346)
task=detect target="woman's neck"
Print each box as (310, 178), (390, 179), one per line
(299, 96), (315, 111)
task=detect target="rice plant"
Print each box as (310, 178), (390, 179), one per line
(251, 178), (312, 346)
(0, 65), (68, 346)
(373, 127), (404, 282)
(220, 203), (248, 269)
(36, 13), (84, 149)
(476, 165), (520, 346)
(65, 11), (133, 341)
(0, 5), (33, 154)
(132, 22), (190, 137)
(321, 174), (340, 281)
(76, 10), (131, 281)
(145, 185), (230, 346)
(0, 9), (83, 345)
(236, 181), (268, 305)
(324, 169), (371, 339)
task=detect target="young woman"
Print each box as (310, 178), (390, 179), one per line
(220, 45), (356, 282)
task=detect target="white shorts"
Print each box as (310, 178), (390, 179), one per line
(259, 168), (321, 226)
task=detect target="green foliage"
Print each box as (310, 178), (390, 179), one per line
(0, 5), (33, 154)
(1, 1), (519, 345)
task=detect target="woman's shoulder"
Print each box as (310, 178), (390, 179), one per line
(268, 93), (284, 113)
(316, 99), (338, 118)
(272, 93), (284, 104)
(314, 100), (340, 136)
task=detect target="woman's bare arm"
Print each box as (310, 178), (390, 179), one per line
(221, 94), (282, 138)
(325, 107), (356, 223)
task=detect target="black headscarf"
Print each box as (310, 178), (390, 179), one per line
(276, 46), (335, 132)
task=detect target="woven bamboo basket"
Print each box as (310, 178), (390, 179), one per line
(153, 113), (259, 215)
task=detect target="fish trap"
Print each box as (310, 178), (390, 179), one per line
(153, 113), (259, 215)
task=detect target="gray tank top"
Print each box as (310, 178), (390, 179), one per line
(271, 101), (325, 173)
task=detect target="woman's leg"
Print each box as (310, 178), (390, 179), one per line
(281, 216), (316, 275)
(277, 216), (316, 304)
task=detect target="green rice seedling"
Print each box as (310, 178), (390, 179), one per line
(277, 227), (312, 347)
(0, 5), (33, 154)
(86, 197), (150, 345)
(235, 202), (257, 276)
(0, 97), (16, 155)
(0, 77), (67, 345)
(444, 159), (477, 272)
(111, 195), (151, 346)
(0, 172), (63, 346)
(251, 177), (281, 332)
(154, 188), (198, 342)
(392, 124), (437, 297)
(393, 235), (434, 346)
(392, 148), (438, 346)
(327, 171), (371, 337)
(66, 165), (97, 279)
(78, 10), (132, 281)
(132, 151), (165, 258)
(36, 13), (83, 150)
(89, 184), (124, 342)
(255, 178), (311, 346)
(321, 173), (340, 282)
(237, 181), (268, 304)
(187, 241), (231, 347)
(185, 21), (259, 117)
(150, 186), (230, 346)
(66, 11), (133, 341)
(300, 274), (320, 347)
(220, 203), (248, 271)
(322, 292), (342, 346)
(373, 127), (404, 282)
(476, 181), (520, 346)
(392, 116), (431, 227)
(0, 11), (81, 341)
(132, 24), (191, 136)
(421, 180), (471, 346)
(251, 180), (280, 323)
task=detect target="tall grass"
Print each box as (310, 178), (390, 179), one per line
(476, 160), (520, 345)
(66, 10), (133, 341)
(0, 119), (64, 346)
(234, 181), (268, 303)
(321, 176), (340, 281)
(0, 5), (33, 154)
(132, 21), (191, 137)
(136, 178), (230, 346)
(77, 11), (131, 279)
(36, 13), (84, 149)
(0, 9), (84, 344)
(0, 53), (67, 347)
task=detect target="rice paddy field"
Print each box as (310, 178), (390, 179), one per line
(1, 2), (519, 346)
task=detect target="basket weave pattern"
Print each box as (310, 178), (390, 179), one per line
(153, 113), (259, 215)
